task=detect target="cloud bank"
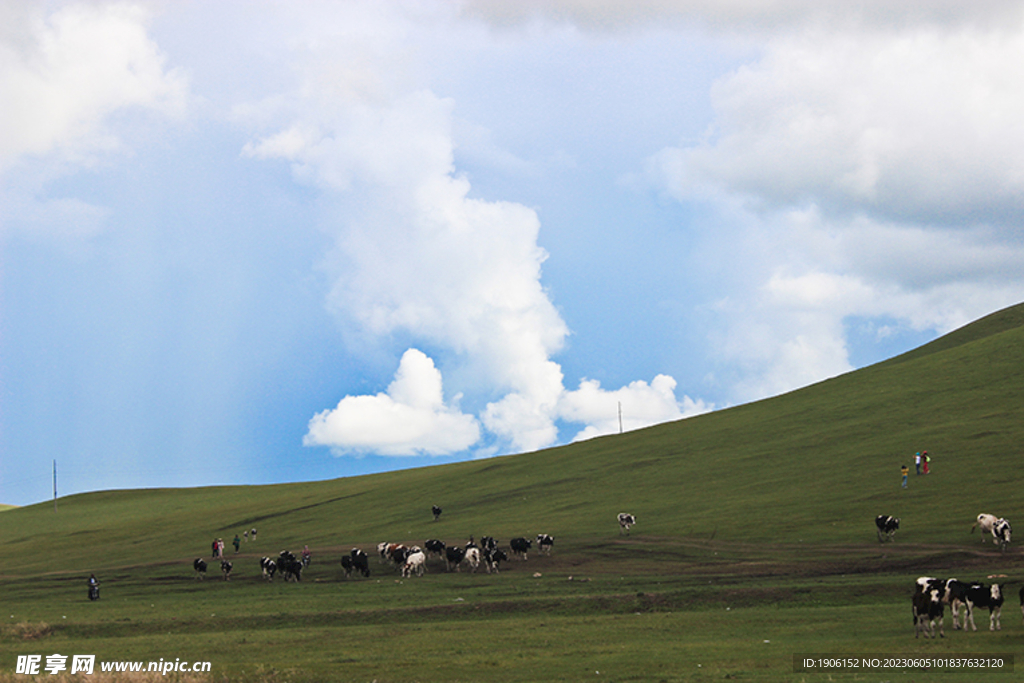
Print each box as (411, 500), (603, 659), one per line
(239, 9), (704, 455)
(645, 12), (1024, 401)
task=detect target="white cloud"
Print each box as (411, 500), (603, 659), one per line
(643, 17), (1024, 403)
(303, 348), (480, 456)
(0, 1), (187, 169)
(653, 26), (1024, 227)
(558, 375), (711, 442)
(241, 8), (705, 455)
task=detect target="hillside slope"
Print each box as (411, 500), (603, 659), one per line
(2, 302), (1023, 575)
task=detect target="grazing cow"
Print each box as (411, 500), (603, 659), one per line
(220, 560), (233, 581)
(424, 539), (446, 562)
(943, 579), (971, 630)
(351, 548), (371, 577)
(278, 551), (302, 582)
(964, 583), (1004, 631)
(402, 549), (427, 577)
(445, 545), (466, 572)
(510, 537), (532, 560)
(992, 518), (1011, 551)
(259, 557), (277, 581)
(537, 534), (554, 555)
(386, 544), (410, 571)
(193, 558), (207, 580)
(913, 588), (945, 638)
(432, 505), (443, 521)
(378, 543), (410, 570)
(618, 513), (636, 535)
(341, 548), (371, 578)
(875, 515), (899, 542)
(914, 577), (970, 630)
(971, 513), (999, 541)
(480, 536), (498, 553)
(484, 548), (508, 574)
(464, 547), (481, 572)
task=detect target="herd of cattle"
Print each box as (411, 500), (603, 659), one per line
(912, 576), (1016, 638)
(191, 533), (560, 582)
(189, 512), (641, 584)
(189, 508), (1020, 639)
(874, 512), (1019, 638)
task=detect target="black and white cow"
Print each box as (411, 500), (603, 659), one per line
(378, 543), (410, 570)
(389, 544), (410, 570)
(193, 558), (207, 580)
(510, 537), (532, 560)
(971, 513), (999, 542)
(340, 548), (371, 578)
(537, 534), (554, 555)
(424, 539), (446, 562)
(480, 536), (498, 553)
(484, 548), (508, 574)
(992, 518), (1011, 551)
(220, 560), (233, 581)
(943, 579), (971, 630)
(914, 577), (970, 631)
(278, 551), (302, 582)
(964, 582), (1004, 631)
(875, 515), (899, 542)
(259, 557), (277, 581)
(618, 513), (636, 535)
(432, 505), (443, 521)
(913, 587), (945, 638)
(445, 545), (466, 572)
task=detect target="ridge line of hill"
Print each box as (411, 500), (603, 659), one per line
(876, 301), (1024, 367)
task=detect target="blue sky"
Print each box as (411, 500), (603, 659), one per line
(3, 1), (1023, 506)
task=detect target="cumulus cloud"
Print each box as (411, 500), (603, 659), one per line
(652, 26), (1024, 227)
(304, 349), (480, 456)
(641, 14), (1024, 403)
(0, 1), (187, 168)
(558, 375), (711, 442)
(241, 6), (705, 455)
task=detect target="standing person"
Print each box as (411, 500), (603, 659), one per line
(244, 529), (249, 542)
(922, 451), (930, 474)
(212, 539), (218, 558)
(901, 464), (909, 488)
(233, 535), (241, 553)
(914, 452), (921, 475)
(302, 545), (311, 567)
(217, 538), (225, 559)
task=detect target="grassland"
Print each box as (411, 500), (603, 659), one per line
(2, 303), (1024, 682)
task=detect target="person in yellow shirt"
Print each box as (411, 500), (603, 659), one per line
(901, 465), (909, 488)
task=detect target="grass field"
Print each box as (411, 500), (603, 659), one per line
(3, 303), (1024, 681)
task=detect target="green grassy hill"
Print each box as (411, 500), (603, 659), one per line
(2, 302), (1023, 576)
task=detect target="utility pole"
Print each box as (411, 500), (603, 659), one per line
(618, 402), (623, 434)
(53, 460), (57, 512)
